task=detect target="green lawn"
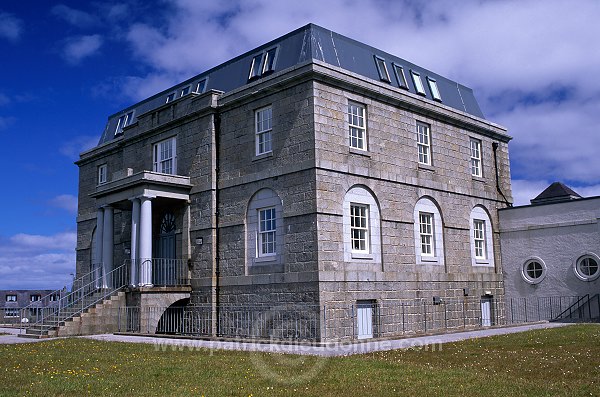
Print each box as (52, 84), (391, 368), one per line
(1, 324), (599, 396)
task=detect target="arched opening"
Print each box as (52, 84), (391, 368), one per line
(155, 298), (190, 334)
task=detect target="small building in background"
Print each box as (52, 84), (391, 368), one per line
(499, 182), (600, 321)
(0, 290), (63, 324)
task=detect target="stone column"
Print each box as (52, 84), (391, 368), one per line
(139, 196), (153, 287)
(102, 206), (114, 288)
(130, 198), (140, 287)
(94, 209), (105, 289)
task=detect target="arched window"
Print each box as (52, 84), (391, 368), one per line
(469, 206), (495, 267)
(414, 197), (444, 266)
(246, 188), (284, 274)
(343, 186), (381, 263)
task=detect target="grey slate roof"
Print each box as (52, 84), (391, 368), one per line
(98, 23), (485, 145)
(530, 182), (582, 205)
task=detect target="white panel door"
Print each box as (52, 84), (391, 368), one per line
(481, 299), (492, 327)
(357, 302), (373, 339)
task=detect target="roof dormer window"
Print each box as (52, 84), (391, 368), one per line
(195, 78), (207, 93)
(392, 63), (408, 89)
(427, 77), (442, 101)
(248, 47), (278, 80)
(114, 111), (134, 136)
(180, 86), (190, 97)
(165, 93), (175, 103)
(374, 56), (391, 83)
(410, 70), (426, 96)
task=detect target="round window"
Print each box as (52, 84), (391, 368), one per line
(574, 253), (600, 281)
(521, 257), (546, 284)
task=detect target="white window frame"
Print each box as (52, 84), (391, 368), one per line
(258, 207), (276, 257)
(4, 308), (19, 318)
(427, 77), (442, 101)
(195, 78), (207, 93)
(348, 102), (367, 150)
(470, 138), (482, 177)
(573, 253), (600, 281)
(374, 56), (391, 83)
(153, 137), (177, 175)
(350, 204), (370, 253)
(114, 111), (134, 136)
(255, 106), (273, 156)
(165, 92), (175, 103)
(343, 186), (382, 264)
(414, 197), (445, 266)
(98, 164), (107, 185)
(30, 295), (40, 302)
(417, 122), (431, 165)
(521, 257), (547, 284)
(473, 219), (486, 259)
(248, 47), (278, 80)
(470, 206), (495, 267)
(392, 63), (408, 89)
(5, 294), (16, 302)
(410, 70), (426, 95)
(180, 86), (190, 97)
(419, 212), (434, 256)
(262, 47), (278, 74)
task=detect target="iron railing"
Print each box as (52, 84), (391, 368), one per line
(20, 263), (129, 333)
(125, 258), (189, 287)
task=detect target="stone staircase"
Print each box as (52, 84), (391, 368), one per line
(20, 291), (126, 338)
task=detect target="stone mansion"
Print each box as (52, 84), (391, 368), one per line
(72, 24), (513, 340)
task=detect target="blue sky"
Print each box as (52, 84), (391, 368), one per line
(1, 0), (600, 290)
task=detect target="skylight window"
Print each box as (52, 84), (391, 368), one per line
(166, 93), (175, 103)
(180, 86), (190, 97)
(263, 48), (277, 74)
(410, 70), (426, 95)
(392, 63), (408, 89)
(427, 77), (442, 101)
(374, 56), (391, 83)
(114, 111), (134, 136)
(195, 78), (207, 93)
(249, 54), (264, 79)
(248, 47), (278, 80)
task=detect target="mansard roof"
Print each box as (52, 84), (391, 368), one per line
(98, 23), (486, 145)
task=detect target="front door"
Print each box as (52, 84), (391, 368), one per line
(357, 300), (374, 339)
(481, 297), (493, 327)
(155, 212), (176, 285)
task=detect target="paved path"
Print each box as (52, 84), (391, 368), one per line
(0, 322), (577, 355)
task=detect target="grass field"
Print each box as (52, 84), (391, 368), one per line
(1, 324), (599, 396)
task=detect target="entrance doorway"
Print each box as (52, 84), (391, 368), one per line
(481, 296), (494, 327)
(155, 212), (176, 285)
(357, 300), (376, 339)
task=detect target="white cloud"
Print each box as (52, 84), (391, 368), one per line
(49, 194), (78, 214)
(51, 4), (99, 28)
(62, 34), (103, 64)
(114, 0), (600, 191)
(0, 12), (23, 42)
(59, 135), (99, 159)
(0, 232), (76, 290)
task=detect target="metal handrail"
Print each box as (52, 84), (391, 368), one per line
(553, 294), (589, 320)
(125, 258), (189, 287)
(22, 263), (129, 332)
(18, 264), (105, 327)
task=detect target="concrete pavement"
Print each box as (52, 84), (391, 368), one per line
(0, 322), (579, 355)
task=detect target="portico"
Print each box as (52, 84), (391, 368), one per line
(91, 170), (192, 288)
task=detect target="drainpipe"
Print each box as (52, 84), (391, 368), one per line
(214, 110), (221, 336)
(492, 142), (512, 207)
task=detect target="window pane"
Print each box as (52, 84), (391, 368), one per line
(249, 54), (263, 79)
(263, 48), (277, 73)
